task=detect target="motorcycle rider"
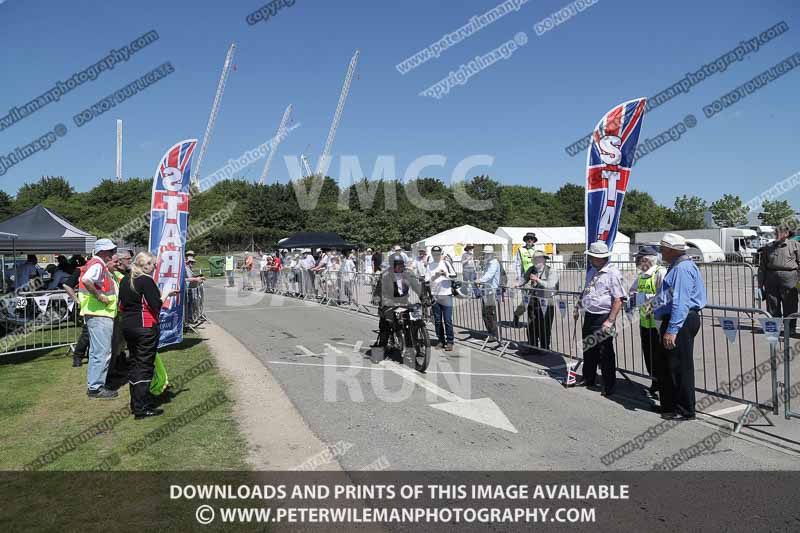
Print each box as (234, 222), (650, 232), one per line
(371, 254), (425, 348)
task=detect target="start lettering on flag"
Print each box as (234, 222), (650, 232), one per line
(148, 138), (197, 347)
(585, 98), (647, 249)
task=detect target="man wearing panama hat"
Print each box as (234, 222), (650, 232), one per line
(653, 233), (707, 421)
(573, 241), (625, 396)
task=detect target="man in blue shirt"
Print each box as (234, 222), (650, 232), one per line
(477, 245), (501, 342)
(653, 233), (707, 420)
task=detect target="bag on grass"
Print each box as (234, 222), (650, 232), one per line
(149, 353), (169, 396)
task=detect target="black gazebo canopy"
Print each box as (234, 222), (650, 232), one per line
(278, 231), (358, 250)
(0, 204), (96, 254)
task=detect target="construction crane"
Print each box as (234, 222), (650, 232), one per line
(258, 103), (293, 185)
(300, 153), (314, 179)
(115, 119), (122, 182)
(192, 42), (236, 189)
(314, 49), (359, 177)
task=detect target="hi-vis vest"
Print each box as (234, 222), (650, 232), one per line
(519, 247), (536, 274)
(637, 267), (665, 329)
(78, 258), (118, 318)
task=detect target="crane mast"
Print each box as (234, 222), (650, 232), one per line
(315, 49), (359, 177)
(193, 42), (236, 189)
(259, 103), (293, 184)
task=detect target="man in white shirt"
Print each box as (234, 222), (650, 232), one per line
(363, 248), (374, 275)
(300, 251), (316, 298)
(413, 249), (429, 279)
(259, 250), (269, 289)
(80, 238), (119, 399)
(340, 253), (356, 303)
(426, 245), (457, 351)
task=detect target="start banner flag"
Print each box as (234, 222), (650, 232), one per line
(148, 139), (197, 347)
(585, 98), (647, 249)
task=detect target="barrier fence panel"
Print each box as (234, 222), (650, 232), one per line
(783, 315), (800, 421)
(242, 265), (782, 423)
(0, 290), (80, 357)
(184, 283), (206, 329)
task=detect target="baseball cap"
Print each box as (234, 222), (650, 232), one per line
(431, 246), (443, 253)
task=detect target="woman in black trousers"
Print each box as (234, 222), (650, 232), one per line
(118, 252), (177, 420)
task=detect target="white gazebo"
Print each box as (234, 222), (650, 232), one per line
(412, 225), (509, 261)
(495, 226), (631, 266)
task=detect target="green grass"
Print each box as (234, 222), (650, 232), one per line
(0, 334), (248, 471)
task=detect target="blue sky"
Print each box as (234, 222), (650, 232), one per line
(0, 0), (798, 208)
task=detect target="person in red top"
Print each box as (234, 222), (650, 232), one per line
(118, 252), (178, 419)
(270, 252), (282, 291)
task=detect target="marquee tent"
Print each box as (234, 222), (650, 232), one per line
(495, 226), (631, 266)
(412, 225), (509, 260)
(0, 205), (96, 254)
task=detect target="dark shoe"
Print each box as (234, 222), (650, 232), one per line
(87, 387), (119, 399)
(678, 414), (696, 421)
(660, 412), (678, 420)
(437, 340), (446, 349)
(134, 408), (164, 420)
(601, 388), (615, 397)
(444, 344), (454, 352)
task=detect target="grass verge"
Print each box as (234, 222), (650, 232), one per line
(0, 333), (248, 471)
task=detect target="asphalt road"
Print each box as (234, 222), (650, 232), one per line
(203, 279), (800, 471)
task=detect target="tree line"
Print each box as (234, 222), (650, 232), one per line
(1, 175), (795, 253)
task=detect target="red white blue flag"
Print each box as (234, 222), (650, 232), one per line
(148, 139), (197, 347)
(585, 98), (647, 249)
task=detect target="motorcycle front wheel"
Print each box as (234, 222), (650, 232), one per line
(410, 321), (430, 373)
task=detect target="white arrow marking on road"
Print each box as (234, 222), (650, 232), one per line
(295, 345), (323, 358)
(324, 343), (344, 354)
(336, 341), (364, 352)
(378, 360), (518, 434)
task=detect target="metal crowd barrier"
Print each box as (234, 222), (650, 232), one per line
(184, 283), (206, 330)
(0, 290), (80, 357)
(782, 315), (800, 421)
(248, 265), (781, 425)
(439, 259), (759, 309)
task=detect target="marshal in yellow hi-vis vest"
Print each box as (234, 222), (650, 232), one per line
(78, 258), (118, 318)
(518, 246), (537, 274)
(636, 266), (666, 329)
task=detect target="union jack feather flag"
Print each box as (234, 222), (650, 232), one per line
(585, 98), (647, 249)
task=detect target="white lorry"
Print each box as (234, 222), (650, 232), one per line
(635, 228), (758, 262)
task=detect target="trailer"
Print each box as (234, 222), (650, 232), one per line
(635, 228), (758, 262)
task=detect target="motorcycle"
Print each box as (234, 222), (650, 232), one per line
(374, 302), (431, 373)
